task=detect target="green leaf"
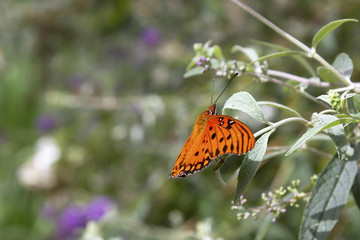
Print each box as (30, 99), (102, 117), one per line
(203, 40), (212, 49)
(210, 58), (221, 69)
(223, 92), (269, 124)
(183, 66), (204, 78)
(354, 94), (360, 113)
(351, 166), (360, 210)
(332, 53), (353, 80)
(257, 101), (302, 117)
(253, 40), (316, 76)
(251, 51), (307, 64)
(252, 40), (290, 51)
(339, 91), (358, 115)
(187, 54), (203, 70)
(299, 144), (358, 240)
(233, 130), (273, 204)
(312, 19), (358, 50)
(193, 42), (204, 53)
(285, 118), (350, 156)
(347, 98), (359, 117)
(317, 66), (341, 84)
(317, 95), (331, 106)
(212, 45), (225, 60)
(340, 91), (357, 105)
(231, 45), (259, 62)
(317, 114), (348, 160)
(255, 215), (273, 240)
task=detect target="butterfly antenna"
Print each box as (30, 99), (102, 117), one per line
(213, 72), (239, 105)
(210, 78), (215, 105)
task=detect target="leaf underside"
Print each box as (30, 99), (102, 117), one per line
(299, 144), (358, 240)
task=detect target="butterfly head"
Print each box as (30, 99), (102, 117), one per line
(205, 104), (217, 116)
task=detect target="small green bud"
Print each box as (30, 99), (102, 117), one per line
(328, 90), (341, 111)
(311, 174), (318, 183)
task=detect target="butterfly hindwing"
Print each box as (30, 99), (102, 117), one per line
(207, 115), (255, 158)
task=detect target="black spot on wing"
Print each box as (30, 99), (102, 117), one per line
(211, 133), (216, 139)
(233, 124), (246, 153)
(223, 145), (228, 153)
(215, 148), (220, 156)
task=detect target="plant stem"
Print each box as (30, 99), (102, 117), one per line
(306, 146), (333, 159)
(246, 72), (329, 108)
(230, 0), (352, 86)
(230, 0), (309, 52)
(332, 84), (360, 93)
(254, 117), (309, 138)
(267, 70), (330, 88)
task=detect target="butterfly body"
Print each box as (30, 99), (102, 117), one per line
(169, 104), (255, 178)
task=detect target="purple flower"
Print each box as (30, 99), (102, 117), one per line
(54, 197), (115, 239)
(56, 205), (87, 239)
(85, 196), (115, 221)
(141, 28), (161, 46)
(36, 114), (56, 132)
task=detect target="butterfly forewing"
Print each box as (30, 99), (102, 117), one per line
(169, 106), (255, 179)
(169, 114), (212, 178)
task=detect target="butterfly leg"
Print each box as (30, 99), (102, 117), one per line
(219, 155), (228, 168)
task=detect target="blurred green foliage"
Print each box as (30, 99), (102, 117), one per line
(0, 0), (359, 239)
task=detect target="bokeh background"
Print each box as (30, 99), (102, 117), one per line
(1, 0), (360, 239)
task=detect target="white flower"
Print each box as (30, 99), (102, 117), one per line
(17, 136), (61, 189)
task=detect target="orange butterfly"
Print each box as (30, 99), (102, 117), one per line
(169, 75), (255, 178)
